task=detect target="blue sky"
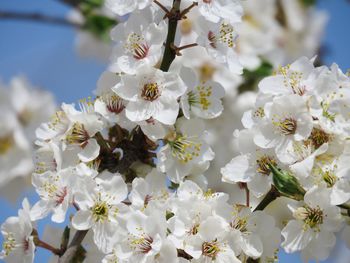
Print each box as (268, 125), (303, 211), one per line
(0, 0), (350, 262)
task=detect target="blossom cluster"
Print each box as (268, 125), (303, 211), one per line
(1, 0), (348, 263)
(0, 76), (55, 200)
(222, 57), (350, 261)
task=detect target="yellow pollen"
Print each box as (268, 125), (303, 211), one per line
(48, 111), (67, 131)
(219, 23), (235, 48)
(0, 134), (14, 155)
(253, 107), (265, 118)
(275, 65), (305, 95)
(180, 19), (193, 35)
(243, 14), (260, 28)
(256, 155), (276, 175)
(66, 122), (90, 148)
(79, 97), (95, 113)
(294, 206), (324, 231)
(202, 239), (220, 259)
(199, 63), (216, 82)
(230, 217), (248, 232)
(310, 128), (331, 149)
(188, 86), (212, 110)
(141, 83), (161, 102)
(272, 116), (297, 135)
(3, 233), (16, 256)
(129, 235), (153, 254)
(92, 201), (109, 222)
(167, 133), (202, 163)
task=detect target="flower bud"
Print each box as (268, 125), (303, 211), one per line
(269, 164), (306, 201)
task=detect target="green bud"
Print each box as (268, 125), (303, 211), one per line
(269, 164), (306, 201)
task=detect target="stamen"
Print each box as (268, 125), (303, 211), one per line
(230, 217), (248, 232)
(66, 122), (90, 148)
(79, 97), (95, 113)
(256, 155), (276, 175)
(187, 85), (212, 110)
(272, 117), (297, 135)
(125, 33), (149, 60)
(104, 94), (125, 114)
(294, 206), (324, 230)
(141, 83), (161, 101)
(167, 133), (202, 163)
(92, 200), (110, 223)
(309, 128), (331, 149)
(130, 235), (153, 254)
(202, 239), (220, 259)
(3, 233), (16, 256)
(276, 65), (306, 96)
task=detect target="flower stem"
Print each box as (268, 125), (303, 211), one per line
(253, 186), (280, 211)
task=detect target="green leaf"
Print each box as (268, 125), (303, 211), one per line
(83, 14), (117, 41)
(299, 0), (316, 7)
(238, 61), (273, 93)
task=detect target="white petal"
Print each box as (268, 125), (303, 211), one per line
(72, 210), (93, 230)
(78, 138), (100, 162)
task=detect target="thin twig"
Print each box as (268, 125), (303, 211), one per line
(0, 10), (82, 28)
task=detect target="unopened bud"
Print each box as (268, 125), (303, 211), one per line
(269, 164), (306, 201)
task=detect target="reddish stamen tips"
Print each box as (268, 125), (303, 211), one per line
(133, 43), (150, 60)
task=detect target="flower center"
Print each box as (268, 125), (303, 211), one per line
(141, 83), (161, 102)
(55, 187), (68, 206)
(322, 169), (338, 188)
(125, 33), (149, 60)
(276, 65), (306, 96)
(167, 133), (202, 163)
(18, 109), (33, 126)
(202, 239), (220, 259)
(253, 107), (265, 119)
(309, 128), (331, 149)
(256, 155), (276, 175)
(199, 63), (216, 82)
(130, 235), (153, 254)
(180, 19), (193, 35)
(92, 201), (109, 222)
(188, 223), (200, 235)
(0, 134), (14, 155)
(273, 117), (297, 135)
(104, 94), (125, 114)
(294, 206), (324, 230)
(230, 217), (248, 232)
(66, 122), (90, 148)
(187, 85), (212, 110)
(3, 233), (16, 256)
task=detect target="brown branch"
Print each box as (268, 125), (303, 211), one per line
(58, 230), (88, 263)
(36, 240), (62, 256)
(0, 10), (82, 28)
